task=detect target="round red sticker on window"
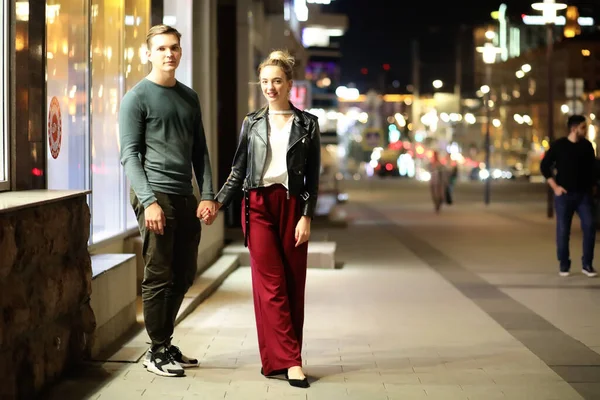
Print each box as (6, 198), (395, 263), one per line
(48, 96), (62, 159)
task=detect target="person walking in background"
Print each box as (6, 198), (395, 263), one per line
(205, 50), (320, 388)
(446, 161), (458, 205)
(429, 151), (448, 213)
(119, 24), (217, 377)
(541, 114), (597, 278)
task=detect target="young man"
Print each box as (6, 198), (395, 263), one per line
(119, 25), (217, 377)
(541, 114), (597, 278)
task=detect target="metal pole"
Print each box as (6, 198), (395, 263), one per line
(485, 63), (491, 205)
(546, 23), (555, 218)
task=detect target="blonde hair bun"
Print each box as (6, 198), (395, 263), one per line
(268, 50), (295, 67)
(258, 49), (295, 80)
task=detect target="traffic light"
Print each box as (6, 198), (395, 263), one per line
(361, 67), (368, 75)
(383, 63), (390, 71)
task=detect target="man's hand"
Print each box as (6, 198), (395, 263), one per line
(295, 216), (311, 247)
(553, 186), (567, 196)
(145, 202), (166, 235)
(547, 178), (566, 196)
(197, 200), (218, 225)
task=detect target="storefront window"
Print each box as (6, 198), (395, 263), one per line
(0, 0), (9, 191)
(44, 0), (149, 242)
(91, 0), (150, 242)
(124, 0), (150, 230)
(46, 0), (90, 192)
(90, 0), (125, 242)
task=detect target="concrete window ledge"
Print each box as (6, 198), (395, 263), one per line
(0, 189), (91, 214)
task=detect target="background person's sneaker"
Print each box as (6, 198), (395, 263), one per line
(168, 344), (199, 368)
(582, 266), (597, 277)
(144, 346), (184, 377)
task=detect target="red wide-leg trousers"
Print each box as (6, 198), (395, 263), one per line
(243, 184), (308, 375)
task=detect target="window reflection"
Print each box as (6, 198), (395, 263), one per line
(124, 0), (150, 230)
(46, 0), (89, 191)
(91, 0), (149, 241)
(44, 0), (149, 241)
(91, 0), (124, 242)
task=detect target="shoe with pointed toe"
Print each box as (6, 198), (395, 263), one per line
(285, 372), (310, 388)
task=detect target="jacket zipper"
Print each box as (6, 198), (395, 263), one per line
(287, 135), (308, 200)
(287, 135), (309, 151)
(285, 134), (309, 200)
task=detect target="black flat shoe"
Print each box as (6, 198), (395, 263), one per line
(287, 376), (310, 388)
(285, 373), (310, 388)
(260, 367), (287, 377)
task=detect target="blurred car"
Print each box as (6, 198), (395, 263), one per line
(374, 149), (401, 178)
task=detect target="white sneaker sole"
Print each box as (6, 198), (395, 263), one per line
(143, 355), (185, 376)
(144, 357), (197, 369)
(582, 270), (598, 277)
(559, 272), (570, 277)
(146, 362), (185, 377)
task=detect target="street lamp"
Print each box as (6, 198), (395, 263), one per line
(532, 0), (566, 218)
(432, 80), (443, 89)
(477, 42), (501, 205)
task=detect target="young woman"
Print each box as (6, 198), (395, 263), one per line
(208, 50), (320, 388)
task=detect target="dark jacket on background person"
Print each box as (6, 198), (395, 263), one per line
(540, 137), (596, 193)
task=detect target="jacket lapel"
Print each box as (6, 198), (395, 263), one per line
(253, 106), (269, 145)
(288, 105), (309, 150)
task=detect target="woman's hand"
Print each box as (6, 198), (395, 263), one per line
(295, 216), (311, 247)
(200, 202), (222, 225)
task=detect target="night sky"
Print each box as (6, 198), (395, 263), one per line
(324, 0), (599, 95)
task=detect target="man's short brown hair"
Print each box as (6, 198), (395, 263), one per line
(146, 24), (182, 48)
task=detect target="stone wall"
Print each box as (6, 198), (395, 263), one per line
(0, 196), (95, 399)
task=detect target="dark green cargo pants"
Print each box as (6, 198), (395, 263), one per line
(131, 190), (201, 348)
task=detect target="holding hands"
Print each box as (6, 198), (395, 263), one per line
(197, 201), (221, 225)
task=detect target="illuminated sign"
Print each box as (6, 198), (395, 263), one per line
(509, 27), (520, 58)
(294, 0), (308, 22)
(499, 3), (507, 61)
(290, 81), (311, 110)
(302, 27), (330, 47)
(522, 15), (594, 26)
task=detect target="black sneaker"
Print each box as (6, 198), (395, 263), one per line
(168, 344), (199, 368)
(582, 266), (597, 277)
(143, 346), (185, 377)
